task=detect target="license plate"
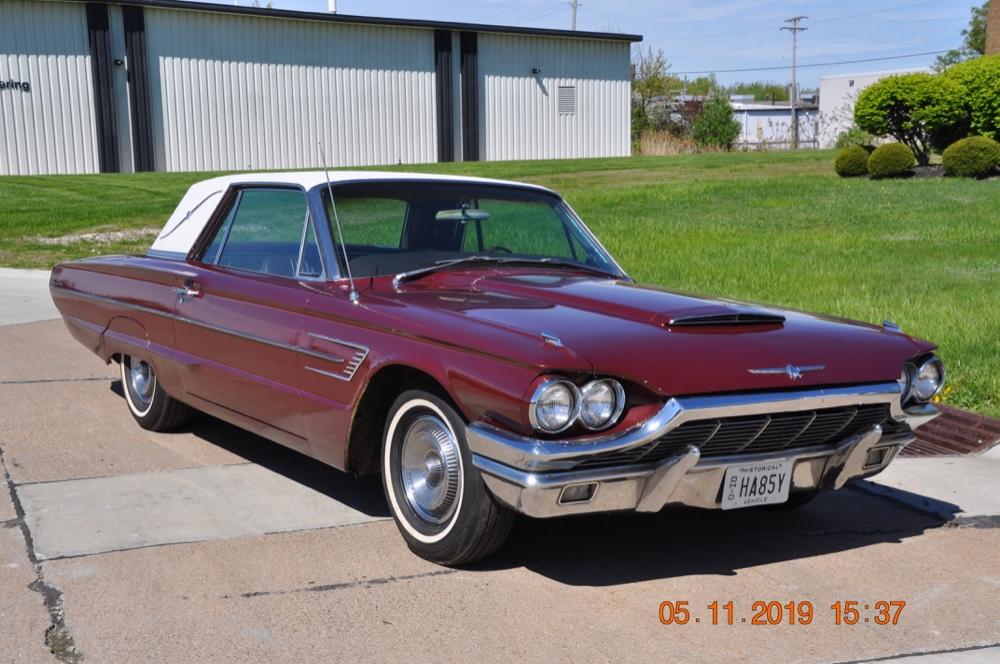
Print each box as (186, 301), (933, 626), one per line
(721, 459), (793, 510)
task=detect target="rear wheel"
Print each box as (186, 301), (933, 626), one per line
(120, 355), (189, 431)
(382, 389), (514, 565)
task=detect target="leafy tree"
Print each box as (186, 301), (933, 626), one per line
(854, 73), (968, 165)
(729, 81), (789, 102)
(945, 54), (1000, 140)
(692, 93), (741, 149)
(682, 75), (719, 97)
(935, 2), (988, 70)
(631, 47), (680, 137)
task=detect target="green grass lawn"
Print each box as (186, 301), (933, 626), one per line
(1, 150), (997, 416)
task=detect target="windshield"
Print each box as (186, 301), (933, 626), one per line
(321, 181), (621, 279)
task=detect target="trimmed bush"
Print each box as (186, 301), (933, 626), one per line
(867, 143), (916, 179)
(942, 136), (1000, 178)
(854, 73), (967, 165)
(834, 145), (870, 177)
(945, 55), (1000, 141)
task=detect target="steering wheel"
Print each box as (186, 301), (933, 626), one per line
(484, 245), (513, 254)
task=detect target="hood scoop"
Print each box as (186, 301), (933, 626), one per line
(666, 310), (786, 327)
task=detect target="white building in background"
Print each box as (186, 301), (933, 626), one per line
(818, 67), (932, 148)
(731, 100), (820, 150)
(0, 0), (639, 176)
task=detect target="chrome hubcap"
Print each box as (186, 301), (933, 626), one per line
(400, 415), (461, 525)
(128, 359), (154, 408)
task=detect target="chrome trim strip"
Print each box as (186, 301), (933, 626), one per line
(53, 285), (365, 377)
(467, 381), (919, 472)
(307, 332), (368, 352)
(304, 365), (354, 382)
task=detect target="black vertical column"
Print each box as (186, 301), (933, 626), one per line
(459, 32), (479, 162)
(433, 30), (454, 162)
(123, 6), (154, 172)
(85, 3), (119, 173)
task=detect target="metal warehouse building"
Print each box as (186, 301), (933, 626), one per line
(0, 0), (640, 176)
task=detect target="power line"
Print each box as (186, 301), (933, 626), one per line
(780, 16), (807, 150)
(644, 0), (943, 44)
(667, 48), (954, 76)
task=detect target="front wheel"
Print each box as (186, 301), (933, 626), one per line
(382, 389), (514, 565)
(120, 355), (190, 431)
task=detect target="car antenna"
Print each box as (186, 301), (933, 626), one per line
(318, 142), (359, 303)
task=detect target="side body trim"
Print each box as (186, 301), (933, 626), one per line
(52, 285), (368, 381)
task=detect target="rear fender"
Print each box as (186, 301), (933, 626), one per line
(101, 316), (151, 364)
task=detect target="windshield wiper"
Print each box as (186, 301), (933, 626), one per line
(392, 255), (619, 287)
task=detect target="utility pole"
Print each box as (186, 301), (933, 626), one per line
(569, 0), (580, 31)
(781, 16), (807, 149)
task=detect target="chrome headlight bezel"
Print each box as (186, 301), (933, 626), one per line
(528, 379), (580, 433)
(578, 379), (626, 431)
(911, 356), (945, 403)
(899, 364), (915, 403)
(528, 377), (627, 433)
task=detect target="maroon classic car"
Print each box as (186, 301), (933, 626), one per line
(50, 171), (944, 564)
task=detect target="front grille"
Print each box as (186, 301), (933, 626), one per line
(574, 403), (897, 469)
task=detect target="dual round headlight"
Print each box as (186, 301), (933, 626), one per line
(900, 356), (945, 404)
(529, 378), (626, 433)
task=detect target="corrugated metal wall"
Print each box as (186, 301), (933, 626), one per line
(0, 0), (100, 175)
(143, 8), (438, 172)
(478, 34), (630, 161)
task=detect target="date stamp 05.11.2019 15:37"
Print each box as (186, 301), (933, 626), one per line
(658, 600), (907, 626)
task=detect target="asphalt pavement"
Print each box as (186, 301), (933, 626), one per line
(1, 269), (998, 663)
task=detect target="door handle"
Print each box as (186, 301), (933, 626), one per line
(173, 286), (201, 299)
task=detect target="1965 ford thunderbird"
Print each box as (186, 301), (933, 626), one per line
(50, 171), (944, 564)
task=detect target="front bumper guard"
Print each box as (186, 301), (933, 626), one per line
(466, 381), (935, 518)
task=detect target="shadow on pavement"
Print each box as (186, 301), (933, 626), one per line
(109, 380), (390, 519)
(476, 487), (959, 585)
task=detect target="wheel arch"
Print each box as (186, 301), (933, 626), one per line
(345, 363), (459, 476)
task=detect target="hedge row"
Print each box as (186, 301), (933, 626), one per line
(834, 135), (1000, 179)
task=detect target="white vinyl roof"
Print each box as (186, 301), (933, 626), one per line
(149, 170), (552, 257)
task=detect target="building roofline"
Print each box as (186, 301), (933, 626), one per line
(818, 67), (932, 81)
(68, 0), (642, 42)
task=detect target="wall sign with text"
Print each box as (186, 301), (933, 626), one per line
(1, 79), (31, 92)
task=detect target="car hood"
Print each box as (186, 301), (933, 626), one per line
(376, 271), (933, 397)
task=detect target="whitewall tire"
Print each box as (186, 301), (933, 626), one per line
(381, 389), (514, 565)
(120, 355), (190, 431)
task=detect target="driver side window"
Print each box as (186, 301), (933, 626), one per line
(203, 188), (320, 278)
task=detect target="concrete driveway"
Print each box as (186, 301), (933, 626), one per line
(1, 270), (998, 663)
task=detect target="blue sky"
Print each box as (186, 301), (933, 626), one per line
(187, 1), (979, 87)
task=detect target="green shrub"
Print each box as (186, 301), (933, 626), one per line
(692, 94), (741, 150)
(942, 135), (1000, 178)
(867, 143), (916, 179)
(834, 145), (870, 177)
(834, 127), (871, 150)
(945, 54), (1000, 140)
(854, 73), (968, 165)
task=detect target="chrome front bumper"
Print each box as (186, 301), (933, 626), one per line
(466, 382), (937, 518)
